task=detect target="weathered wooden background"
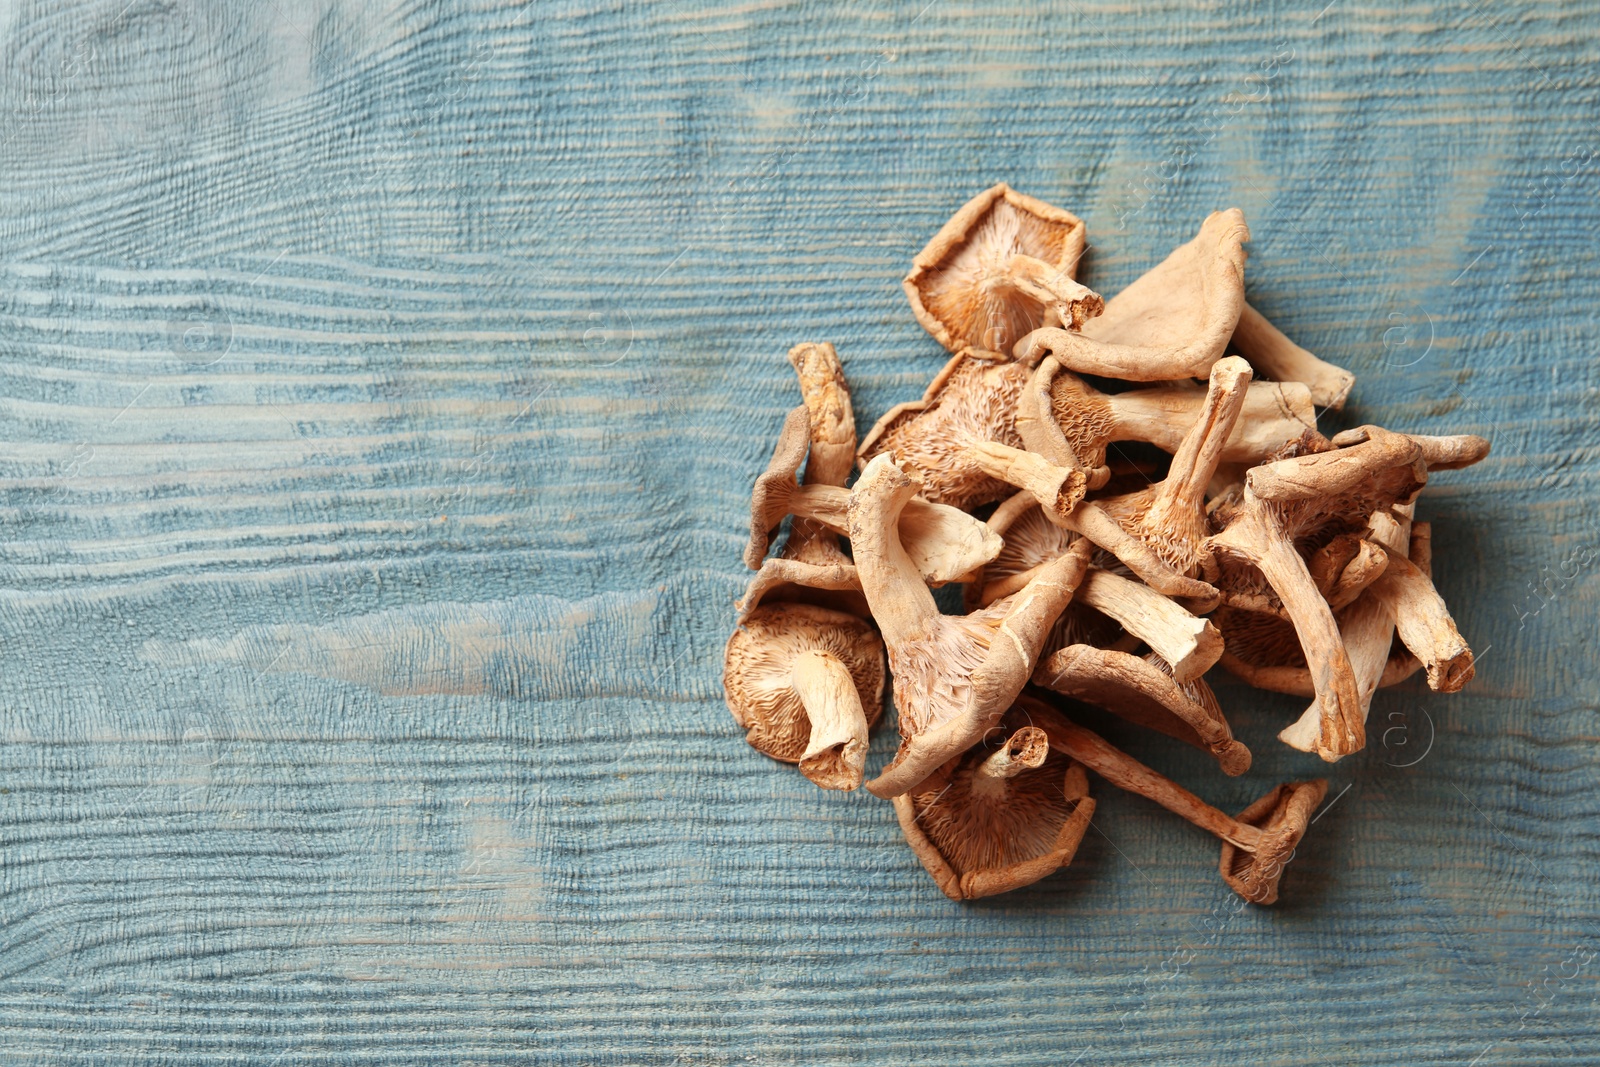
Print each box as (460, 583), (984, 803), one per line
(0, 0), (1594, 1063)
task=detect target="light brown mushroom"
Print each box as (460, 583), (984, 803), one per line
(857, 351), (1039, 511)
(905, 183), (1103, 359)
(1095, 355), (1255, 580)
(1033, 357), (1319, 480)
(738, 343), (870, 619)
(1205, 427), (1436, 759)
(965, 447), (1221, 604)
(724, 602), (886, 791)
(847, 453), (1094, 798)
(1026, 699), (1325, 905)
(972, 498), (1223, 683)
(1033, 643), (1250, 776)
(749, 406), (1002, 585)
(1230, 302), (1355, 411)
(1013, 209), (1250, 381)
(894, 716), (1096, 900)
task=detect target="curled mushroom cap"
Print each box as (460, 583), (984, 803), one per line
(905, 183), (1102, 358)
(894, 715), (1095, 900)
(1015, 209), (1250, 381)
(1217, 778), (1328, 905)
(847, 454), (1094, 798)
(724, 602), (885, 791)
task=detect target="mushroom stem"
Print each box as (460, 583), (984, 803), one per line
(1377, 548), (1476, 692)
(846, 456), (941, 650)
(1077, 570), (1223, 684)
(1211, 503), (1365, 758)
(791, 649), (871, 791)
(970, 726), (1049, 799)
(1107, 379), (1319, 465)
(1015, 356), (1108, 486)
(1032, 707), (1260, 849)
(1330, 427), (1491, 471)
(1001, 254), (1104, 330)
(1028, 700), (1325, 904)
(788, 342), (856, 488)
(964, 441), (1087, 523)
(1281, 508), (1411, 755)
(1231, 302), (1355, 411)
(1141, 356), (1252, 540)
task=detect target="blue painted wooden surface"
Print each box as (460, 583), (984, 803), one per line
(0, 1), (1595, 1063)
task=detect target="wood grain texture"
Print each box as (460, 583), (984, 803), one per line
(0, 0), (1596, 1063)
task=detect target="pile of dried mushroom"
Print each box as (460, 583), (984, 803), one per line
(724, 184), (1488, 905)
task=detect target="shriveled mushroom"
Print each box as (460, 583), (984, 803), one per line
(974, 498), (1222, 683)
(1230, 302), (1355, 411)
(857, 352), (1039, 511)
(905, 183), (1103, 358)
(1206, 427), (1438, 759)
(1277, 524), (1475, 754)
(1043, 359), (1319, 474)
(894, 716), (1096, 900)
(848, 453), (1094, 798)
(1034, 644), (1250, 776)
(1095, 356), (1255, 580)
(740, 343), (870, 619)
(724, 602), (885, 790)
(965, 447), (1220, 603)
(749, 405), (1002, 584)
(1014, 209), (1250, 381)
(1027, 699), (1325, 904)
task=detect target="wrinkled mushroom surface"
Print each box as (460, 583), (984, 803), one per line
(724, 602), (886, 790)
(895, 716), (1095, 900)
(906, 183), (1101, 358)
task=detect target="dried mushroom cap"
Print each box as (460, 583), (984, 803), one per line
(1014, 209), (1250, 381)
(894, 716), (1095, 900)
(847, 454), (1094, 798)
(1217, 779), (1328, 905)
(748, 405), (1001, 585)
(1028, 699), (1325, 905)
(724, 602), (885, 791)
(1231, 302), (1355, 411)
(905, 183), (1101, 358)
(1033, 644), (1249, 776)
(858, 352), (1036, 511)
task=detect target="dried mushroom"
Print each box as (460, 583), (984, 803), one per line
(905, 183), (1102, 358)
(849, 454), (1094, 798)
(1028, 700), (1324, 904)
(724, 602), (885, 790)
(723, 193), (1484, 907)
(1015, 209), (1249, 381)
(895, 715), (1095, 900)
(749, 406), (1001, 585)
